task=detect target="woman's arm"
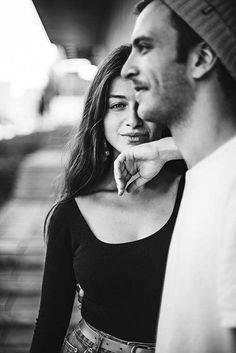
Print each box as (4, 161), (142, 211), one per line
(114, 137), (182, 195)
(30, 205), (76, 353)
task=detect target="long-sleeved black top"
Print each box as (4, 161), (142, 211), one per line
(30, 177), (184, 353)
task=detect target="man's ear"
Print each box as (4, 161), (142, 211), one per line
(190, 42), (217, 79)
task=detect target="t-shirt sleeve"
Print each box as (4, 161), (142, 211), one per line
(218, 190), (236, 328)
(30, 204), (76, 353)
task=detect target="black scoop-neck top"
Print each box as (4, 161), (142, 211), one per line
(30, 176), (185, 353)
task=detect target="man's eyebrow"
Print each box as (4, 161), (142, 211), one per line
(133, 36), (153, 47)
(109, 94), (126, 99)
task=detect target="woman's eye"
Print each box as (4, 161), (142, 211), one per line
(110, 103), (126, 110)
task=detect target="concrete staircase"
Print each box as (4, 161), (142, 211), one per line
(0, 147), (80, 353)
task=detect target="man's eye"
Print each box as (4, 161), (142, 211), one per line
(138, 43), (150, 53)
(110, 103), (126, 110)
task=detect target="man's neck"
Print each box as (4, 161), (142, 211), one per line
(171, 85), (236, 168)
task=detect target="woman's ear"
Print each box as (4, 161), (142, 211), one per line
(190, 42), (217, 79)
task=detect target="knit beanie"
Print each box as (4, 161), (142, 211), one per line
(161, 0), (236, 81)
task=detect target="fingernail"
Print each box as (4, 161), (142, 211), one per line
(118, 189), (123, 196)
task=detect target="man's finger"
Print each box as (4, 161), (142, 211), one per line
(114, 154), (127, 177)
(116, 171), (132, 195)
(114, 154), (133, 195)
(126, 175), (150, 193)
(114, 158), (124, 195)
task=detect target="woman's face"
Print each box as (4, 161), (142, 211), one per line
(104, 76), (164, 155)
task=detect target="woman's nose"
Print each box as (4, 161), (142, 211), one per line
(125, 108), (143, 128)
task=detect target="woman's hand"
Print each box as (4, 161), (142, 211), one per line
(114, 137), (182, 195)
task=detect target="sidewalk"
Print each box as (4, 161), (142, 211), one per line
(0, 148), (80, 353)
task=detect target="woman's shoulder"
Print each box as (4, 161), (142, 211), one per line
(48, 199), (78, 228)
(46, 200), (78, 249)
(53, 198), (77, 214)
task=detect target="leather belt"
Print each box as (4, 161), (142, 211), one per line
(79, 319), (155, 353)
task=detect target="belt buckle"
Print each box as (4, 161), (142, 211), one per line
(129, 343), (155, 353)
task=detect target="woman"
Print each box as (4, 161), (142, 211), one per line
(30, 45), (185, 353)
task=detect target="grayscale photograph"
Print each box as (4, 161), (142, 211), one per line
(0, 1), (236, 352)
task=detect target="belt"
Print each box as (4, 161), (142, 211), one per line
(79, 319), (155, 353)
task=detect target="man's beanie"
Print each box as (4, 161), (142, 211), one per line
(161, 0), (236, 81)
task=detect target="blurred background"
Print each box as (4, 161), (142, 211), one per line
(0, 0), (137, 352)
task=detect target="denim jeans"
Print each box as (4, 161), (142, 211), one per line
(60, 319), (155, 353)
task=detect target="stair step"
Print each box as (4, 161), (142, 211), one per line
(0, 301), (81, 351)
(0, 253), (44, 270)
(0, 296), (40, 326)
(0, 146), (72, 352)
(13, 150), (65, 200)
(0, 200), (50, 240)
(0, 296), (80, 327)
(0, 326), (34, 353)
(0, 270), (42, 295)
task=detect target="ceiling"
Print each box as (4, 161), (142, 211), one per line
(32, 0), (113, 60)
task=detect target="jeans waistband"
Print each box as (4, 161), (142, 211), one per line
(78, 319), (156, 353)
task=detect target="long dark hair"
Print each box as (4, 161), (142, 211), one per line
(44, 45), (132, 237)
(61, 45), (132, 199)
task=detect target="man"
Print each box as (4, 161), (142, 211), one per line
(114, 0), (236, 352)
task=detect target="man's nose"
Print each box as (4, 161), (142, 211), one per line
(121, 52), (138, 79)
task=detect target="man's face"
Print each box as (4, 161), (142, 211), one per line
(121, 1), (194, 126)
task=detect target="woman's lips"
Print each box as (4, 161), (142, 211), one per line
(120, 133), (149, 144)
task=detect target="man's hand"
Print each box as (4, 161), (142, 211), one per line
(76, 283), (84, 309)
(114, 137), (182, 195)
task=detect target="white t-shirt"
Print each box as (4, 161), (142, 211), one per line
(157, 136), (236, 353)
